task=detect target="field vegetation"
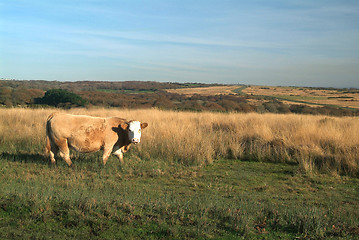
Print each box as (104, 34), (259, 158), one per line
(1, 80), (359, 116)
(1, 108), (358, 176)
(166, 85), (239, 96)
(0, 108), (359, 238)
(243, 85), (359, 110)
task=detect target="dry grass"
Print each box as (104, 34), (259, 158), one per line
(0, 107), (358, 176)
(243, 85), (359, 109)
(166, 85), (239, 96)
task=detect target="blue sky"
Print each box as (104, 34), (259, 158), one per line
(1, 0), (359, 88)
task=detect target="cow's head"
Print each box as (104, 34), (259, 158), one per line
(121, 121), (148, 144)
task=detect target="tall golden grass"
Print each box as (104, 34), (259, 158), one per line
(0, 107), (358, 176)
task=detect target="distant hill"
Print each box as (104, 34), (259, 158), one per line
(0, 80), (358, 116)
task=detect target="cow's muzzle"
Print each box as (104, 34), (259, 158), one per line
(132, 139), (140, 144)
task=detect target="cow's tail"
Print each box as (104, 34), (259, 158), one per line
(45, 134), (51, 156)
(45, 112), (58, 156)
(46, 112), (59, 121)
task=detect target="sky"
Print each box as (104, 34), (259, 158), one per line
(1, 0), (359, 88)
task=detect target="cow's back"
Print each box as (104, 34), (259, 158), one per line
(47, 113), (111, 153)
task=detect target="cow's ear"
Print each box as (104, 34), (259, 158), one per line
(141, 122), (148, 129)
(112, 127), (120, 133)
(120, 122), (128, 130)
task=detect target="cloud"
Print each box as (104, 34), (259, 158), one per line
(67, 29), (285, 50)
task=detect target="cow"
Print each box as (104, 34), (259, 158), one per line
(45, 112), (148, 166)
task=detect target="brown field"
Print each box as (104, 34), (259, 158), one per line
(0, 107), (358, 176)
(165, 84), (359, 110)
(246, 98), (316, 108)
(166, 85), (239, 96)
(243, 85), (359, 109)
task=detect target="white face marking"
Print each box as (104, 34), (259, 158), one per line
(128, 121), (142, 144)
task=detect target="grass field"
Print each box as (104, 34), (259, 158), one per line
(166, 86), (239, 96)
(165, 84), (359, 111)
(243, 86), (359, 109)
(97, 89), (156, 94)
(0, 108), (359, 239)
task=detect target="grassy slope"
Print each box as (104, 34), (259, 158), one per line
(0, 154), (358, 239)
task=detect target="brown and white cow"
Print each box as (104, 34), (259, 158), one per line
(45, 113), (148, 166)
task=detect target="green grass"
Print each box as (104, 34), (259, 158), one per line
(272, 95), (328, 101)
(120, 89), (156, 94)
(1, 146), (359, 239)
(97, 89), (156, 94)
(232, 85), (248, 95)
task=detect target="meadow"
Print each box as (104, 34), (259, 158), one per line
(243, 86), (359, 110)
(0, 107), (359, 239)
(166, 85), (239, 96)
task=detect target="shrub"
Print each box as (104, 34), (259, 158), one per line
(35, 89), (87, 108)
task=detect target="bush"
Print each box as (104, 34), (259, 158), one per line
(35, 89), (87, 108)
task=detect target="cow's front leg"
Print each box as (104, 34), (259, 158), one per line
(102, 146), (112, 165)
(113, 148), (124, 164)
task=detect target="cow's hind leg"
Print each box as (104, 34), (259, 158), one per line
(46, 136), (58, 165)
(56, 138), (73, 167)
